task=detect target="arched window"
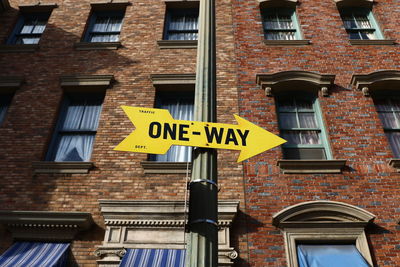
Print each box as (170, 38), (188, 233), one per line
(273, 200), (375, 267)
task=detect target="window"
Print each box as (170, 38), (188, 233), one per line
(84, 10), (124, 42)
(164, 8), (198, 40)
(374, 98), (400, 157)
(150, 91), (194, 162)
(46, 93), (104, 162)
(276, 94), (331, 159)
(0, 94), (13, 125)
(262, 8), (301, 40)
(7, 12), (50, 44)
(339, 7), (383, 40)
(272, 201), (375, 267)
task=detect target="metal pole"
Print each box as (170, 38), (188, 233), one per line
(186, 0), (218, 266)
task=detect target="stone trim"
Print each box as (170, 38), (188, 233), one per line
(0, 44), (38, 53)
(350, 70), (400, 96)
(19, 3), (58, 12)
(388, 159), (400, 171)
(74, 42), (122, 50)
(60, 75), (114, 91)
(141, 161), (192, 174)
(350, 39), (396, 46)
(150, 74), (196, 85)
(273, 200), (375, 267)
(32, 161), (94, 174)
(0, 0), (10, 11)
(277, 159), (347, 174)
(256, 71), (335, 96)
(0, 76), (24, 93)
(96, 200), (239, 266)
(157, 40), (197, 49)
(263, 40), (310, 46)
(334, 0), (373, 8)
(0, 211), (93, 241)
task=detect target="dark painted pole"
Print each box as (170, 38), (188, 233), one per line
(186, 0), (218, 266)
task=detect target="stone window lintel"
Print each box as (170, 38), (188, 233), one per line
(277, 159), (347, 174)
(157, 40), (197, 49)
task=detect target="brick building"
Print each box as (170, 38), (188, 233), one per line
(0, 0), (399, 266)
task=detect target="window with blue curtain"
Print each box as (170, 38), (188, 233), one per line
(297, 244), (370, 267)
(150, 92), (194, 162)
(340, 7), (383, 40)
(0, 94), (13, 125)
(164, 8), (198, 40)
(276, 94), (331, 159)
(262, 8), (301, 40)
(374, 97), (400, 157)
(46, 93), (104, 162)
(7, 12), (50, 44)
(84, 10), (124, 42)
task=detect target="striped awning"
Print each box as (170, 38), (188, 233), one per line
(0, 242), (69, 267)
(120, 249), (185, 267)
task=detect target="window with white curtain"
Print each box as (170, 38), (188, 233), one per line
(7, 13), (50, 44)
(46, 93), (104, 162)
(276, 94), (331, 159)
(164, 8), (199, 40)
(375, 98), (400, 157)
(84, 10), (124, 42)
(0, 94), (13, 125)
(150, 92), (194, 162)
(340, 7), (383, 40)
(262, 8), (301, 40)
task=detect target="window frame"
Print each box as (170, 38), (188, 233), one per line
(339, 7), (383, 40)
(45, 93), (104, 162)
(275, 93), (332, 160)
(163, 8), (199, 41)
(83, 10), (125, 43)
(261, 7), (302, 40)
(7, 12), (50, 45)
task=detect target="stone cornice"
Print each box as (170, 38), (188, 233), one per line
(74, 42), (122, 50)
(141, 161), (192, 174)
(272, 200), (376, 228)
(150, 74), (196, 85)
(258, 0), (297, 8)
(19, 3), (58, 12)
(351, 70), (400, 96)
(0, 76), (24, 93)
(350, 39), (395, 46)
(157, 40), (197, 49)
(256, 71), (335, 96)
(60, 75), (114, 91)
(263, 40), (310, 46)
(334, 0), (373, 8)
(277, 159), (347, 174)
(32, 161), (94, 174)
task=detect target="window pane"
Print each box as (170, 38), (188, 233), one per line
(20, 23), (34, 34)
(280, 113), (298, 128)
(296, 99), (313, 111)
(54, 134), (95, 162)
(349, 31), (361, 39)
(297, 244), (370, 267)
(359, 30), (375, 40)
(355, 15), (371, 28)
(299, 113), (317, 128)
(107, 18), (122, 32)
(32, 20), (47, 34)
(16, 37), (40, 44)
(378, 112), (398, 128)
(278, 100), (296, 112)
(386, 132), (400, 158)
(283, 148), (326, 159)
(0, 95), (12, 125)
(62, 99), (102, 130)
(300, 130), (320, 144)
(343, 16), (357, 29)
(282, 131), (301, 145)
(375, 99), (391, 111)
(93, 17), (109, 32)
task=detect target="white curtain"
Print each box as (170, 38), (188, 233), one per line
(53, 99), (102, 162)
(91, 16), (122, 42)
(154, 98), (194, 162)
(169, 14), (198, 40)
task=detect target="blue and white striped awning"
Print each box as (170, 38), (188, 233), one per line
(0, 242), (69, 267)
(120, 249), (185, 267)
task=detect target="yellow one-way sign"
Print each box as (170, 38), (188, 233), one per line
(114, 106), (286, 162)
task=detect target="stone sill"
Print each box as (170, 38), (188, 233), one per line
(277, 159), (347, 174)
(141, 161), (192, 174)
(157, 40), (197, 49)
(263, 40), (311, 46)
(74, 42), (121, 50)
(32, 161), (94, 174)
(0, 44), (38, 53)
(388, 159), (400, 171)
(349, 39), (396, 45)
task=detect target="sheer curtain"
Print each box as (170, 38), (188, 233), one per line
(376, 98), (400, 157)
(297, 244), (370, 267)
(154, 98), (194, 162)
(90, 15), (122, 42)
(53, 97), (102, 162)
(168, 12), (198, 40)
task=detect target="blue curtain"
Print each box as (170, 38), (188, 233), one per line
(52, 96), (102, 162)
(297, 244), (370, 267)
(90, 13), (123, 42)
(154, 97), (194, 162)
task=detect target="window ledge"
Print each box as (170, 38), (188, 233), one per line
(141, 161), (192, 174)
(263, 40), (311, 46)
(349, 39), (396, 45)
(0, 44), (39, 53)
(157, 40), (197, 49)
(74, 42), (122, 50)
(277, 159), (347, 174)
(388, 159), (400, 171)
(32, 161), (94, 174)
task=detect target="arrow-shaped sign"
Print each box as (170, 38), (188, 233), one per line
(114, 106), (286, 162)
